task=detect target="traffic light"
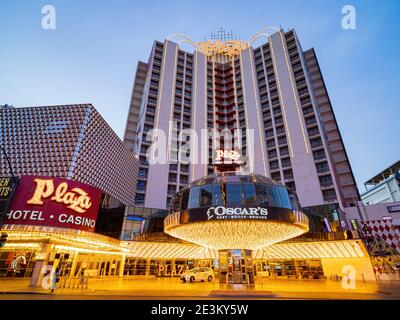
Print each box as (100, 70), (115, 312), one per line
(0, 233), (8, 247)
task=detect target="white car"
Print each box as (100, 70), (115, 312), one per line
(180, 267), (214, 283)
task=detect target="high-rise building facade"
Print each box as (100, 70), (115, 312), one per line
(1, 104), (139, 206)
(124, 28), (359, 211)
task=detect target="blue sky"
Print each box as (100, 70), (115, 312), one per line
(0, 0), (399, 192)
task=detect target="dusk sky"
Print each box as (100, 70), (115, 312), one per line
(1, 0), (399, 192)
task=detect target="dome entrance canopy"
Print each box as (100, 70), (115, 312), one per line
(164, 173), (309, 250)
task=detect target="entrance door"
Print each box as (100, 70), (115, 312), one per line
(219, 249), (254, 284)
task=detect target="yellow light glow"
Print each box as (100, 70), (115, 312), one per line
(53, 245), (125, 256)
(253, 239), (367, 259)
(127, 241), (218, 260)
(3, 243), (42, 249)
(2, 225), (125, 252)
(165, 220), (308, 250)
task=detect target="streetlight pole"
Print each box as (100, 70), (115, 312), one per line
(0, 145), (18, 231)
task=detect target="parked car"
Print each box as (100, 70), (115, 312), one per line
(180, 267), (214, 283)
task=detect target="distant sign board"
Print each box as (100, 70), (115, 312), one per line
(387, 205), (400, 213)
(0, 177), (19, 223)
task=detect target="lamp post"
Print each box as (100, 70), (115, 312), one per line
(0, 145), (16, 182)
(0, 145), (18, 230)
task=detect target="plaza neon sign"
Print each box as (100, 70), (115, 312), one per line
(215, 150), (241, 162)
(27, 178), (93, 214)
(5, 175), (102, 232)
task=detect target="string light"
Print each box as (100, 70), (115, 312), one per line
(165, 219), (309, 250)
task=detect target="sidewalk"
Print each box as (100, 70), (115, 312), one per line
(1, 277), (400, 299)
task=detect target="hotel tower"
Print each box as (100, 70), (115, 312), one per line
(123, 28), (360, 213)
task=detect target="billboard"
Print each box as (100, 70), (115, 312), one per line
(5, 176), (102, 232)
(0, 176), (19, 227)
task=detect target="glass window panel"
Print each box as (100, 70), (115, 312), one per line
(255, 184), (268, 206)
(200, 184), (213, 207)
(188, 186), (200, 209)
(171, 192), (181, 211)
(242, 183), (256, 205)
(226, 184), (242, 206)
(213, 184), (225, 206)
(289, 194), (300, 210)
(278, 187), (291, 209)
(266, 185), (281, 207)
(181, 190), (189, 210)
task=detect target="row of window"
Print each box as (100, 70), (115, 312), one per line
(170, 183), (297, 212)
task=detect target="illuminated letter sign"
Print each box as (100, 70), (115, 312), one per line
(215, 150), (241, 162)
(27, 178), (92, 213)
(206, 206), (269, 220)
(5, 176), (102, 232)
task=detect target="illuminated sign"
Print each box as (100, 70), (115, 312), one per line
(165, 206), (307, 227)
(10, 255), (27, 273)
(156, 264), (190, 277)
(0, 177), (18, 200)
(206, 206), (269, 220)
(0, 177), (19, 219)
(27, 178), (93, 213)
(5, 176), (102, 232)
(215, 150), (241, 163)
(198, 39), (249, 57)
(387, 205), (400, 213)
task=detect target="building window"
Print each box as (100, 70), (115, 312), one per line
(316, 162), (329, 173)
(135, 194), (145, 205)
(278, 136), (287, 146)
(167, 184), (176, 195)
(199, 184), (213, 207)
(319, 175), (333, 188)
(323, 189), (337, 202)
(226, 183), (242, 206)
(171, 192), (181, 211)
(188, 186), (200, 209)
(283, 169), (293, 180)
(268, 149), (277, 159)
(310, 137), (323, 149)
(255, 184), (268, 206)
(270, 160), (279, 170)
(280, 157), (291, 167)
(313, 150), (326, 161)
(213, 184), (225, 206)
(138, 169), (148, 179)
(137, 181), (146, 191)
(242, 183), (256, 205)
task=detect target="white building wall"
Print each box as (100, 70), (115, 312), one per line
(268, 31), (323, 207)
(145, 40), (179, 209)
(361, 177), (400, 205)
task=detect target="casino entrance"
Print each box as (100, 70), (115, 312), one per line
(163, 172), (310, 285)
(219, 249), (255, 284)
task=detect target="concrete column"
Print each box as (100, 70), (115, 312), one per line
(119, 254), (126, 278)
(69, 251), (79, 278)
(29, 243), (52, 288)
(145, 258), (151, 277)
